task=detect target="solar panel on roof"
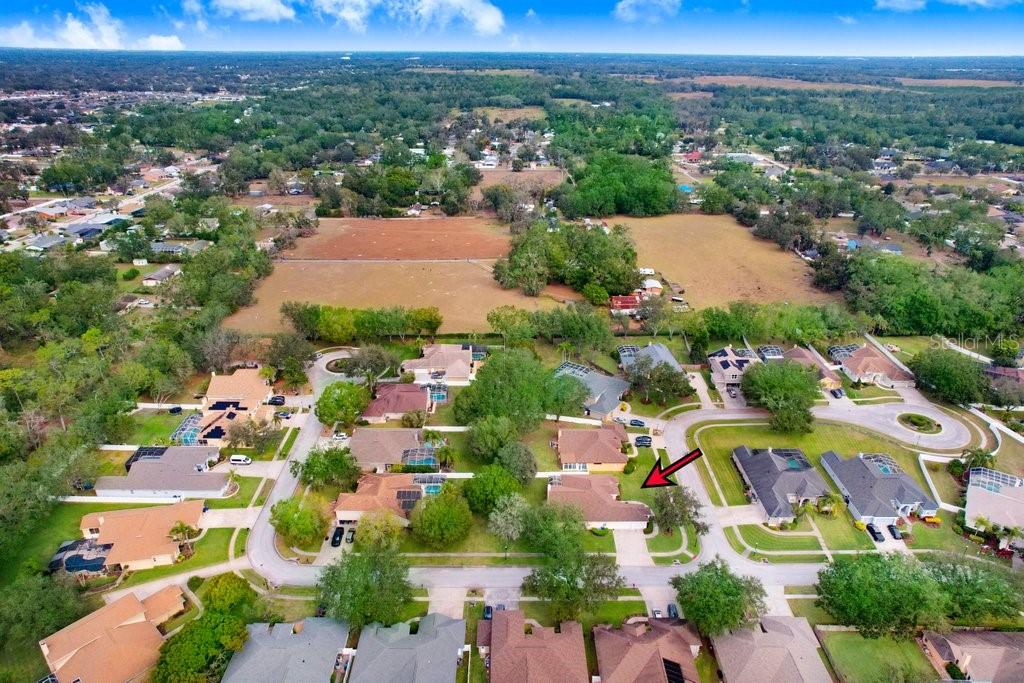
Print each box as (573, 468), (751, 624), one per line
(663, 659), (686, 683)
(399, 500), (418, 511)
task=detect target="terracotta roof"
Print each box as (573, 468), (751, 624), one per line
(39, 586), (183, 683)
(557, 425), (628, 465)
(480, 610), (588, 683)
(594, 620), (702, 683)
(842, 345), (913, 382)
(711, 617), (831, 683)
(402, 344), (473, 376)
(610, 295), (642, 310)
(782, 347), (840, 383)
(985, 365), (1024, 384)
(80, 500), (204, 568)
(334, 473), (419, 519)
(548, 475), (651, 524)
(348, 428), (422, 468)
(363, 383), (430, 418)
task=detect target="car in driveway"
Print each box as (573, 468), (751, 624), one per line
(331, 527), (344, 547)
(866, 523), (885, 542)
(727, 388), (737, 399)
(345, 528), (355, 544)
(830, 388), (845, 399)
(483, 605), (493, 620)
(635, 436), (653, 447)
(887, 524), (903, 540)
(667, 603), (679, 619)
(651, 609), (663, 619)
(629, 419), (646, 428)
(275, 411), (292, 419)
(228, 454), (252, 466)
(268, 395), (286, 406)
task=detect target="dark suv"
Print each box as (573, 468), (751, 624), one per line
(330, 527), (344, 547)
(866, 524), (885, 542)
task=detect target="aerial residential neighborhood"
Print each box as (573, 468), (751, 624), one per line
(4, 3), (1024, 683)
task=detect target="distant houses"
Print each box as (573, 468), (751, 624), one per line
(821, 451), (938, 527)
(837, 345), (914, 388)
(618, 343), (683, 373)
(400, 343), (477, 384)
(141, 263), (181, 287)
(707, 346), (760, 386)
(731, 446), (830, 526)
(781, 346), (842, 391)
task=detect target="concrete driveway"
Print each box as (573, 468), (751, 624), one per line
(212, 460), (286, 479)
(428, 587), (468, 619)
(714, 504), (766, 527)
(200, 507), (260, 528)
(639, 585), (675, 616)
(613, 529), (653, 567)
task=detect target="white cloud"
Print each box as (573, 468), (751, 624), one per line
(837, 14), (857, 24)
(136, 34), (186, 50)
(942, 0), (1021, 6)
(0, 4), (125, 49)
(874, 0), (926, 9)
(875, 0), (1020, 9)
(613, 0), (681, 23)
(525, 8), (537, 19)
(183, 0), (210, 31)
(312, 0), (504, 35)
(211, 0), (296, 21)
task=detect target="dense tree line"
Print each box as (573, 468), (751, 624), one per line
(281, 302), (443, 343)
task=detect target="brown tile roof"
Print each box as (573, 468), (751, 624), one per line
(206, 368), (270, 406)
(842, 345), (913, 382)
(594, 620), (702, 683)
(334, 473), (419, 519)
(402, 344), (473, 377)
(80, 500), (204, 568)
(548, 475), (651, 524)
(348, 428), (422, 468)
(782, 347), (840, 383)
(480, 610), (588, 683)
(362, 383), (430, 418)
(557, 424), (628, 465)
(39, 587), (183, 683)
(711, 617), (831, 683)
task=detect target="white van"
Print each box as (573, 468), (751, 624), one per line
(229, 454), (252, 466)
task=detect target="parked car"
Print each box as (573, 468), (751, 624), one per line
(652, 609), (663, 619)
(275, 411), (292, 419)
(496, 604), (506, 612)
(635, 436), (653, 447)
(483, 605), (493, 620)
(830, 388), (845, 399)
(168, 406), (182, 415)
(229, 454), (252, 466)
(268, 395), (286, 406)
(667, 603), (679, 619)
(866, 523), (885, 542)
(727, 388), (737, 398)
(345, 528), (355, 544)
(887, 524), (903, 540)
(614, 417), (628, 425)
(314, 351), (323, 359)
(629, 419), (646, 428)
(331, 527), (344, 547)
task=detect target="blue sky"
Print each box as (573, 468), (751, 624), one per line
(1, 0), (1022, 55)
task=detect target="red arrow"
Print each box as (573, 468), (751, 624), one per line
(641, 448), (704, 488)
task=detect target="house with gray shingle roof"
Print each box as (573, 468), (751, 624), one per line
(222, 618), (348, 683)
(554, 361), (629, 417)
(618, 343), (683, 374)
(350, 613), (465, 683)
(27, 233), (68, 252)
(732, 446), (830, 525)
(923, 630), (1024, 683)
(712, 616), (829, 683)
(821, 451), (937, 527)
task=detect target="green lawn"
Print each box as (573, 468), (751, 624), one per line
(524, 421), (591, 472)
(695, 459), (723, 506)
(647, 529), (686, 553)
(279, 428), (300, 458)
(221, 429), (286, 461)
(876, 335), (936, 363)
(0, 502), (149, 586)
(821, 632), (934, 683)
(905, 510), (982, 555)
(617, 447), (663, 507)
(748, 552), (829, 563)
(926, 462), (963, 505)
(841, 376), (902, 401)
(784, 584), (818, 595)
(736, 525), (822, 551)
(522, 599), (649, 675)
(786, 599), (837, 625)
(205, 475), (262, 509)
(696, 649), (720, 683)
(126, 409), (196, 445)
(426, 386), (462, 425)
(92, 448), (135, 476)
(397, 599), (429, 623)
(723, 527), (746, 555)
(996, 436), (1024, 477)
(440, 431), (485, 473)
(811, 511), (875, 551)
(233, 528), (250, 557)
(116, 263), (161, 292)
(457, 602), (488, 683)
(119, 528), (233, 588)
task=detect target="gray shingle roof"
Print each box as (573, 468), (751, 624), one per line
(351, 613), (466, 683)
(821, 451), (937, 518)
(732, 446), (830, 519)
(555, 362), (628, 417)
(223, 618), (348, 683)
(619, 343), (683, 373)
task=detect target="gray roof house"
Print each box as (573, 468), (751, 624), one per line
(821, 451), (938, 526)
(94, 445), (229, 500)
(27, 234), (68, 251)
(923, 630), (1024, 683)
(618, 343), (683, 373)
(711, 616), (830, 683)
(351, 613), (466, 683)
(223, 618), (348, 683)
(555, 361), (629, 417)
(732, 447), (830, 524)
(142, 264), (182, 286)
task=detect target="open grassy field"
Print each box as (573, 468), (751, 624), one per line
(224, 260), (565, 333)
(617, 214), (837, 308)
(205, 475), (263, 509)
(126, 409), (196, 444)
(283, 216), (510, 260)
(473, 167), (566, 201)
(472, 106), (547, 121)
(820, 632), (934, 683)
(996, 436), (1024, 477)
(668, 91), (714, 100)
(895, 77), (1021, 87)
(691, 75), (887, 91)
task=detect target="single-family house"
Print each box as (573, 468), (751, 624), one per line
(197, 368), (274, 446)
(401, 344), (476, 384)
(826, 343), (860, 363)
(922, 630), (1024, 683)
(350, 613), (466, 683)
(94, 445), (229, 500)
(594, 619), (702, 683)
(78, 500), (204, 572)
(984, 365), (1024, 385)
(964, 467), (1024, 541)
(62, 222), (105, 243)
(362, 383), (432, 423)
(821, 451), (938, 527)
(38, 586), (185, 683)
(609, 294), (643, 316)
(782, 347), (842, 390)
(711, 616), (830, 683)
(477, 609), (588, 683)
(731, 447), (830, 525)
(556, 423), (629, 472)
(755, 345), (785, 362)
(142, 263), (182, 287)
(707, 346), (760, 386)
(34, 205), (68, 220)
(619, 343), (683, 373)
(334, 472), (444, 525)
(26, 233), (68, 252)
(640, 278), (664, 296)
(839, 345), (914, 388)
(547, 474), (650, 529)
(223, 619), (349, 683)
(554, 361), (630, 417)
(348, 427), (429, 471)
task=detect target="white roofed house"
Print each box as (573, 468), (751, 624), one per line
(964, 468), (1024, 547)
(142, 263), (182, 287)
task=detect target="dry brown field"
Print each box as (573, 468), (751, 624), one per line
(223, 260), (567, 333)
(281, 216), (509, 260)
(472, 167), (566, 201)
(668, 91), (714, 101)
(616, 214), (838, 308)
(472, 106), (547, 121)
(895, 77), (1020, 87)
(691, 75), (886, 91)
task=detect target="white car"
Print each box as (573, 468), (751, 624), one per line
(229, 454), (252, 465)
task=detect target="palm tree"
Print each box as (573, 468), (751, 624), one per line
(169, 521), (198, 554)
(962, 448), (996, 476)
(1002, 526), (1022, 550)
(557, 341), (574, 362)
(818, 492), (846, 519)
(972, 514), (991, 536)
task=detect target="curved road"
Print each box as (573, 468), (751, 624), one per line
(244, 354), (975, 591)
